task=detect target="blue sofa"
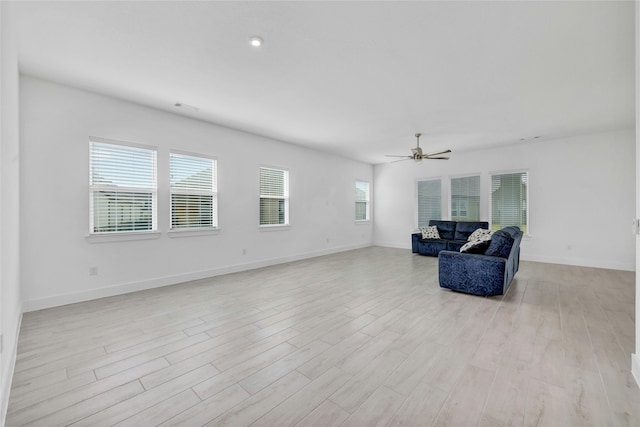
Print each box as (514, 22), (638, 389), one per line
(412, 220), (489, 256)
(438, 226), (523, 296)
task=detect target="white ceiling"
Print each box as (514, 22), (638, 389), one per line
(7, 1), (635, 164)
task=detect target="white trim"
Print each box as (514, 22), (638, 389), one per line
(85, 231), (162, 243)
(169, 149), (217, 161)
(259, 166), (290, 226)
(371, 240), (635, 272)
(449, 174), (481, 222)
(448, 171), (482, 179)
(169, 151), (218, 230)
(258, 224), (291, 231)
(355, 180), (370, 221)
(520, 253), (634, 272)
(89, 138), (158, 234)
(1, 308), (23, 425)
(374, 241), (411, 250)
(167, 227), (220, 238)
(89, 135), (157, 152)
(632, 354), (640, 388)
(22, 243), (372, 312)
(414, 177), (443, 228)
(488, 169), (530, 235)
(488, 167), (530, 176)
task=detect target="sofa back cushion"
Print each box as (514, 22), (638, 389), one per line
(428, 220), (456, 240)
(484, 230), (515, 258)
(453, 221), (489, 241)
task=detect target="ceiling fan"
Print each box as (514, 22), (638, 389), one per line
(386, 133), (451, 163)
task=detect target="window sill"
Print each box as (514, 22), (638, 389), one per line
(167, 228), (220, 238)
(85, 231), (161, 243)
(259, 224), (291, 232)
(354, 220), (370, 225)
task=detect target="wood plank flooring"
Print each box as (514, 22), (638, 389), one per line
(5, 246), (640, 426)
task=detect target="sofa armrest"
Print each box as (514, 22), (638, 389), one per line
(411, 233), (422, 253)
(438, 250), (507, 296)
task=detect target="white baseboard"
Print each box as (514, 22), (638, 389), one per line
(373, 240), (634, 271)
(23, 243), (372, 312)
(521, 254), (635, 272)
(373, 241), (411, 250)
(633, 354), (640, 388)
(1, 307), (23, 426)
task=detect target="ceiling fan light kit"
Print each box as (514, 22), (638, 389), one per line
(385, 133), (451, 163)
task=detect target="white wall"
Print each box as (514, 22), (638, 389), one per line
(19, 76), (373, 311)
(374, 128), (635, 271)
(0, 2), (23, 423)
(632, 0), (639, 389)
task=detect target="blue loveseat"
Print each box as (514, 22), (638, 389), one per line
(438, 226), (523, 296)
(412, 220), (489, 256)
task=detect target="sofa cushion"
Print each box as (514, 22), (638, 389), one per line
(429, 220), (456, 240)
(484, 230), (515, 258)
(467, 228), (492, 242)
(460, 234), (492, 254)
(447, 240), (467, 252)
(417, 239), (448, 256)
(420, 225), (440, 239)
(453, 221), (489, 241)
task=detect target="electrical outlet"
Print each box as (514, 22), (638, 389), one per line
(242, 249), (246, 255)
(89, 266), (98, 276)
(633, 219), (639, 235)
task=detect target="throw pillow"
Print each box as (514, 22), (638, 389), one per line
(467, 228), (491, 242)
(421, 225), (440, 239)
(484, 230), (515, 258)
(460, 233), (492, 254)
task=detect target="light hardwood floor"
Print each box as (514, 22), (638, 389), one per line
(6, 246), (640, 426)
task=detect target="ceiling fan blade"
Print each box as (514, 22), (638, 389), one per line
(385, 155), (412, 158)
(424, 156), (450, 160)
(390, 158), (412, 163)
(424, 149), (452, 157)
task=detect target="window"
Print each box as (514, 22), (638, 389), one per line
(170, 152), (217, 230)
(355, 181), (370, 221)
(259, 167), (289, 226)
(417, 179), (441, 228)
(490, 171), (528, 233)
(450, 175), (480, 221)
(89, 138), (157, 233)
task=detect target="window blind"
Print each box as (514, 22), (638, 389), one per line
(451, 175), (480, 221)
(355, 181), (370, 221)
(89, 139), (157, 233)
(170, 152), (217, 229)
(491, 171), (528, 232)
(417, 179), (441, 228)
(260, 167), (289, 225)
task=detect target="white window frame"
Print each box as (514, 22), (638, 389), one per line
(449, 174), (481, 222)
(415, 177), (443, 228)
(489, 169), (529, 234)
(89, 136), (157, 235)
(355, 180), (370, 222)
(259, 166), (290, 228)
(169, 150), (218, 232)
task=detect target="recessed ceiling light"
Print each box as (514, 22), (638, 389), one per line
(249, 36), (263, 47)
